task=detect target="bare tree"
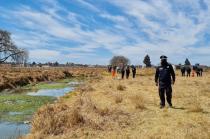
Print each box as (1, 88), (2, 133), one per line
(110, 56), (130, 66)
(0, 29), (27, 64)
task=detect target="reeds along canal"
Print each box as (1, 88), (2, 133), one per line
(0, 78), (82, 139)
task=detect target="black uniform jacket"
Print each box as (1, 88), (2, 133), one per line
(155, 63), (175, 88)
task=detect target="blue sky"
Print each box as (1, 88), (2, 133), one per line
(0, 0), (210, 65)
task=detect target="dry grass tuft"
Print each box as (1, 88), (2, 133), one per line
(31, 103), (84, 136)
(77, 84), (95, 93)
(188, 97), (204, 113)
(117, 84), (126, 91)
(114, 93), (123, 104)
(130, 95), (146, 109)
(96, 107), (110, 116)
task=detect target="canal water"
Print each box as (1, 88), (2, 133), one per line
(0, 80), (80, 139)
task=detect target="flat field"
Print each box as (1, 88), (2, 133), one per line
(24, 68), (210, 139)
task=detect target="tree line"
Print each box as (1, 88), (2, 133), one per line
(110, 55), (194, 67)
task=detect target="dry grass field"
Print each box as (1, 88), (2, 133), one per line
(24, 68), (210, 139)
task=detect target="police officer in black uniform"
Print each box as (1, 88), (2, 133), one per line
(121, 65), (125, 79)
(131, 65), (137, 78)
(155, 55), (175, 109)
(126, 65), (130, 79)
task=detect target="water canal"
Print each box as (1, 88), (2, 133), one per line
(0, 78), (82, 139)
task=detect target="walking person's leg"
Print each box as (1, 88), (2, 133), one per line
(159, 88), (165, 108)
(166, 86), (172, 107)
(122, 71), (124, 79)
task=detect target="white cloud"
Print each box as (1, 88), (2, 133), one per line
(76, 0), (100, 12)
(29, 49), (60, 61)
(1, 0), (210, 65)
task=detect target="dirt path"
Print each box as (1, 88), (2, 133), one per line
(24, 70), (210, 139)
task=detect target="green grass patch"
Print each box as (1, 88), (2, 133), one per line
(23, 82), (68, 90)
(23, 78), (83, 90)
(0, 94), (55, 122)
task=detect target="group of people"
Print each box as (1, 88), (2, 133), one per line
(108, 65), (137, 79)
(108, 55), (205, 109)
(181, 65), (203, 77)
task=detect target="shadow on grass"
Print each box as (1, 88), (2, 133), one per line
(171, 106), (186, 110)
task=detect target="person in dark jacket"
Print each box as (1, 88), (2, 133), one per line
(196, 68), (201, 77)
(180, 66), (186, 76)
(155, 55), (175, 109)
(186, 66), (191, 77)
(108, 65), (112, 73)
(126, 65), (130, 79)
(131, 65), (137, 78)
(121, 65), (125, 79)
(200, 68), (203, 77)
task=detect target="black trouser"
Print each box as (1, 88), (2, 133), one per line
(187, 72), (191, 77)
(181, 72), (185, 76)
(121, 71), (125, 79)
(159, 86), (172, 106)
(126, 72), (130, 79)
(132, 72), (136, 78)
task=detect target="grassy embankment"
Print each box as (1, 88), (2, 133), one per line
(0, 76), (86, 122)
(0, 67), (103, 91)
(24, 69), (210, 139)
(0, 67), (103, 123)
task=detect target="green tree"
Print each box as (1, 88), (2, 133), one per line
(143, 54), (151, 67)
(185, 58), (191, 65)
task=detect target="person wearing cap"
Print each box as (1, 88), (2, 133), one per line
(155, 55), (176, 108)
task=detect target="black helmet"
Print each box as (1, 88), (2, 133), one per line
(160, 55), (167, 60)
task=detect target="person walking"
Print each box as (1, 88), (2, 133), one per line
(155, 55), (175, 109)
(200, 68), (203, 77)
(121, 65), (125, 79)
(181, 66), (186, 76)
(186, 66), (191, 77)
(112, 66), (117, 79)
(126, 65), (130, 79)
(131, 65), (137, 78)
(196, 68), (200, 77)
(108, 65), (112, 73)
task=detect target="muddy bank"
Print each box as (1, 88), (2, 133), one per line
(0, 67), (105, 91)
